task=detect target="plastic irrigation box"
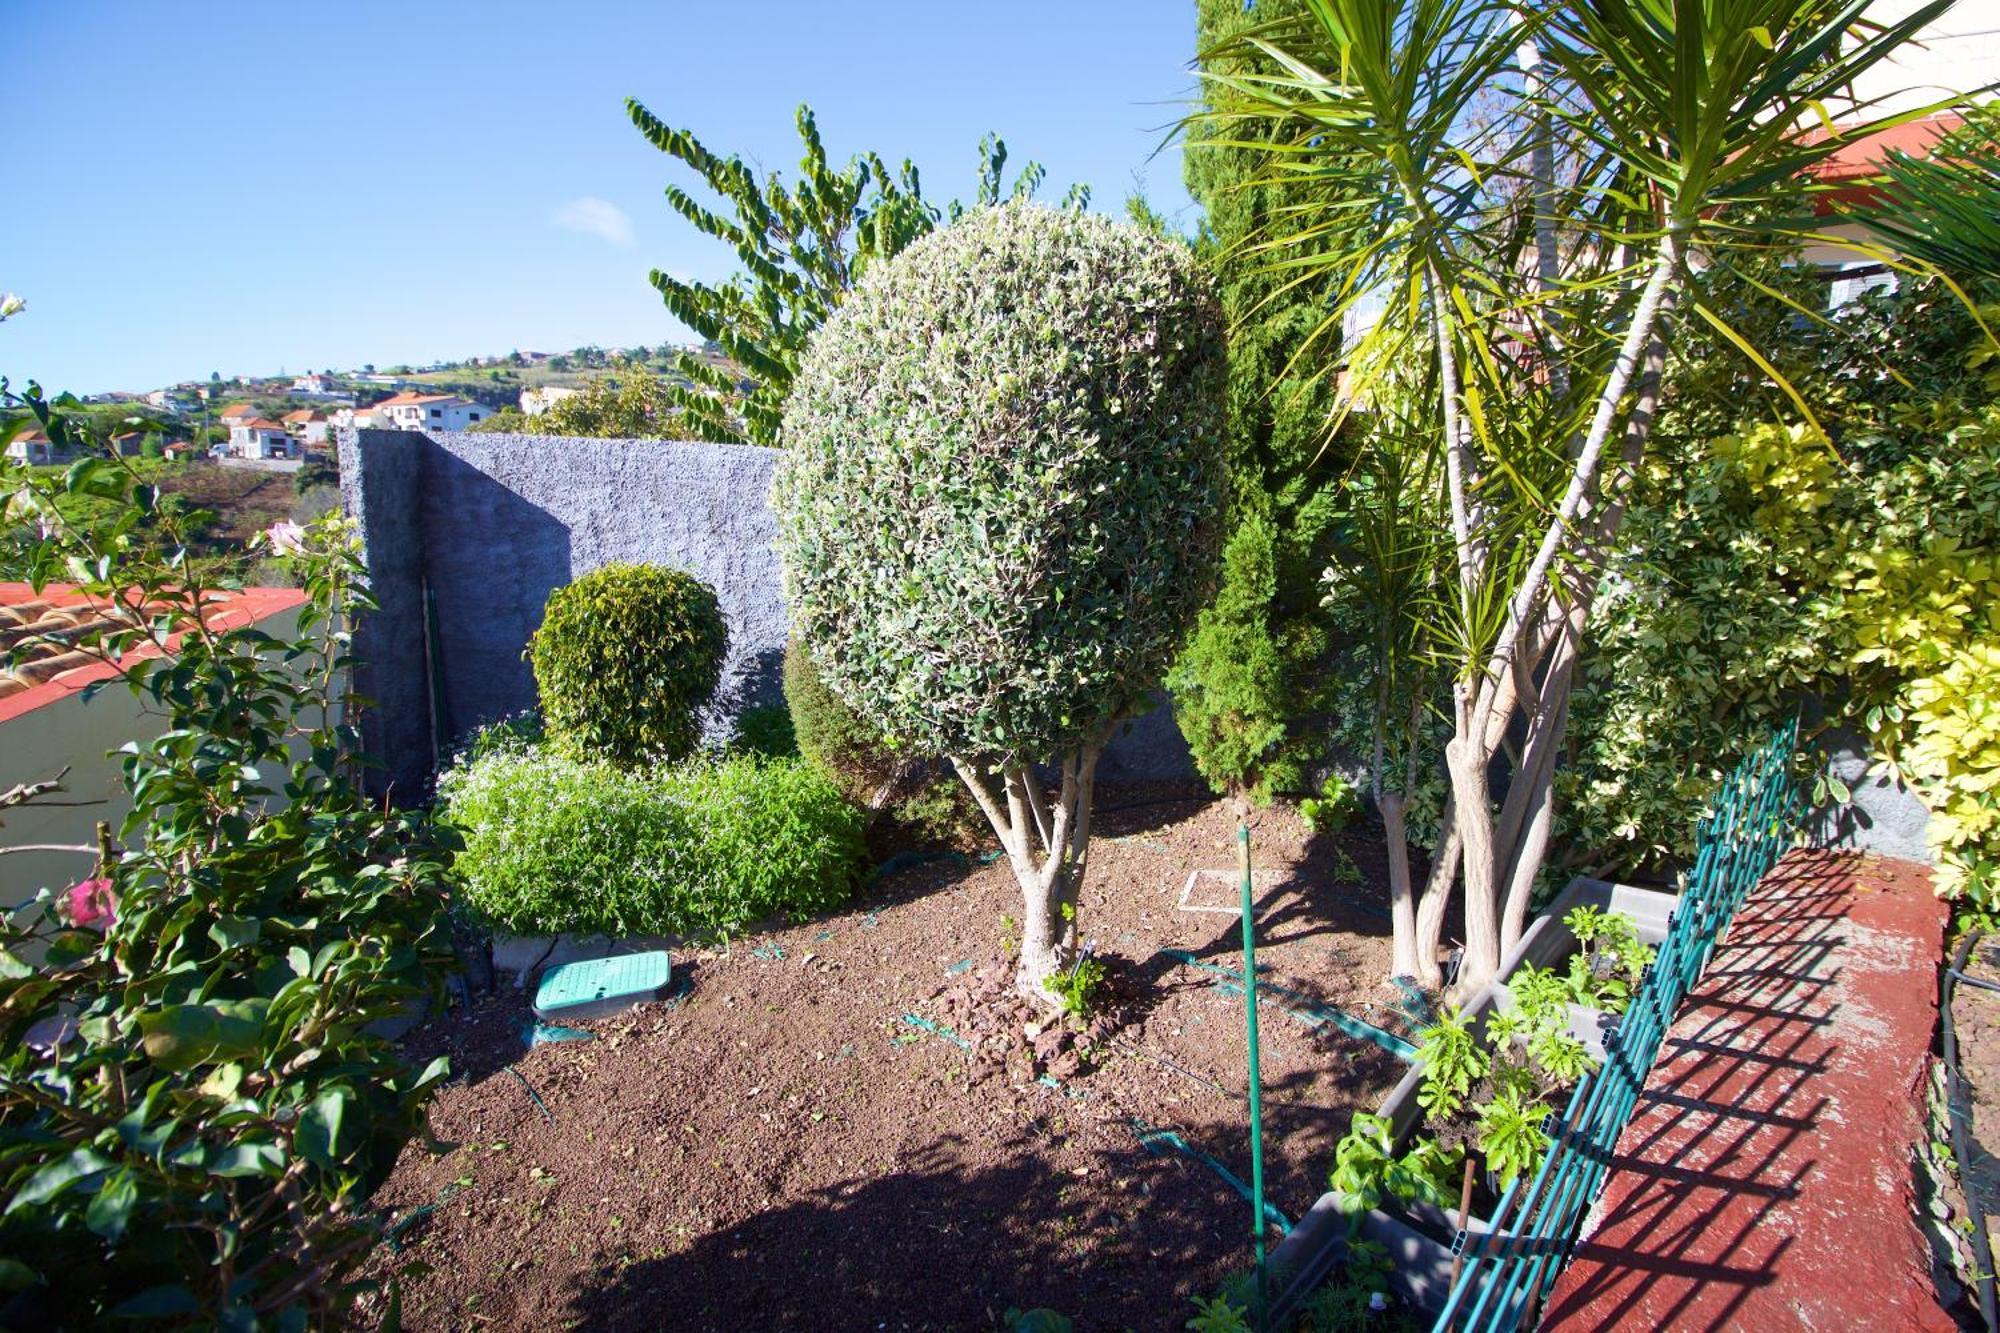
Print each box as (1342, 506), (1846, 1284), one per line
(532, 951), (674, 1022)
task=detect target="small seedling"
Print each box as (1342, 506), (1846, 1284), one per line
(1044, 953), (1109, 1017)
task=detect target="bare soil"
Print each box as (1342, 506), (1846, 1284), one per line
(361, 787), (1421, 1331)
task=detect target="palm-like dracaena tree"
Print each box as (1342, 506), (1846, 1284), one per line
(1194, 0), (1959, 991)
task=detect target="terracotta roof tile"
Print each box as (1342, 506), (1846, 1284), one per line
(0, 583), (308, 724)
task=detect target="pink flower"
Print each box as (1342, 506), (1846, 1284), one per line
(63, 878), (118, 930)
(265, 520), (308, 556)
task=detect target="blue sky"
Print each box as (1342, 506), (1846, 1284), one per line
(2, 2), (1202, 394)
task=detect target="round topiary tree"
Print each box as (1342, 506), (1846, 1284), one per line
(774, 202), (1227, 999)
(528, 562), (728, 767)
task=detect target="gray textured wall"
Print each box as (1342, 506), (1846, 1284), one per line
(1808, 728), (1937, 864)
(340, 429), (793, 797)
(338, 427), (1196, 799)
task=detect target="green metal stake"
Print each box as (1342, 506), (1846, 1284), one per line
(1237, 823), (1268, 1328)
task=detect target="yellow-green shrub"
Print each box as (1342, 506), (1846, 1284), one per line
(1569, 283), (2000, 906)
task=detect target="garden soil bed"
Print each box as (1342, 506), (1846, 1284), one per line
(359, 786), (1416, 1331)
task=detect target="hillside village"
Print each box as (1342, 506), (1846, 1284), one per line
(5, 342), (731, 467)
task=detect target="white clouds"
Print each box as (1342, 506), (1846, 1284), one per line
(551, 196), (635, 248)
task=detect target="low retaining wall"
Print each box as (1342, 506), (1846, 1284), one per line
(337, 428), (1195, 799)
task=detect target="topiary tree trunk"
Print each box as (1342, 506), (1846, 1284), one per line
(951, 740), (1105, 994)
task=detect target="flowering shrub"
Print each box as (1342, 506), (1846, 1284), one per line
(528, 562), (729, 768)
(0, 386), (456, 1326)
(440, 745), (866, 938)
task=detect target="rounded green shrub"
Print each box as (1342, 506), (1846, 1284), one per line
(783, 639), (910, 803)
(773, 201), (1229, 759)
(527, 562), (728, 767)
(439, 748), (866, 938)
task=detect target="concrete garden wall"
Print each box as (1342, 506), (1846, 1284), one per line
(337, 428), (1196, 800)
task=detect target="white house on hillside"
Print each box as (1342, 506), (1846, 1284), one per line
(225, 418), (298, 460)
(282, 409), (330, 448)
(373, 392), (491, 431)
(291, 373), (337, 394)
(4, 430), (76, 466)
(520, 385), (579, 416)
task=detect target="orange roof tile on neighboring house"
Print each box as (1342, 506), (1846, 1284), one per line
(1804, 110), (1965, 210)
(239, 418), (286, 431)
(281, 409), (321, 424)
(0, 582), (308, 725)
(373, 391), (462, 408)
(218, 403), (257, 419)
(13, 428), (48, 444)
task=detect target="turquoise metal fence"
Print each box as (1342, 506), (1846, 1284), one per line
(1431, 718), (1807, 1331)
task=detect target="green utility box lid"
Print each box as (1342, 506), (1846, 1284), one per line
(533, 951), (674, 1022)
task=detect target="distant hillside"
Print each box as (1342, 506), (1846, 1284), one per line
(121, 343), (729, 418)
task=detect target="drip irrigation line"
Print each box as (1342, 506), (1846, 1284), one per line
(1943, 929), (1999, 1332)
(1159, 948), (1417, 1061)
(1130, 1118), (1292, 1236)
(867, 847), (1007, 884)
(506, 1066), (555, 1123)
(382, 1179), (469, 1254)
(1951, 967), (2000, 996)
(899, 1012), (972, 1050)
(1109, 1036), (1242, 1101)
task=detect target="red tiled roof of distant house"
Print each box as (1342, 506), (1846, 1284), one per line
(239, 418), (286, 431)
(218, 403), (257, 418)
(1802, 110), (1965, 211)
(0, 583), (308, 724)
(373, 391), (460, 407)
(14, 429), (48, 444)
(281, 409), (320, 425)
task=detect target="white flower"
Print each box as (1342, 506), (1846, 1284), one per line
(265, 520), (308, 555)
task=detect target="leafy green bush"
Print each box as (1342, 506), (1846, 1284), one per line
(528, 562), (728, 767)
(1565, 278), (2000, 905)
(440, 747), (866, 938)
(783, 639), (909, 804)
(783, 641), (984, 845)
(732, 702), (799, 758)
(1, 392), (454, 1327)
(1299, 772), (1361, 835)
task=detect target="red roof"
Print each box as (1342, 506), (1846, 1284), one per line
(281, 409), (320, 424)
(218, 403), (257, 418)
(1803, 110), (1965, 211)
(373, 391), (461, 407)
(0, 583), (309, 725)
(239, 418), (285, 431)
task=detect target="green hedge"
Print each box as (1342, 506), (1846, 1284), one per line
(440, 748), (866, 937)
(528, 562), (728, 767)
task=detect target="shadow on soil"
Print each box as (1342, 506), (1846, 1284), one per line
(558, 1134), (1233, 1332)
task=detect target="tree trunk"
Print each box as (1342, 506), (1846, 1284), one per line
(1381, 791), (1424, 979)
(1414, 820), (1459, 989)
(1446, 724), (1502, 993)
(952, 740), (1105, 1003)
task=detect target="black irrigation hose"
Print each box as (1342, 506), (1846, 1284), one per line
(1944, 929), (1999, 1332)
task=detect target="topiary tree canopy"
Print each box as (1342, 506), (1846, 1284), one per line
(528, 562), (729, 768)
(774, 202), (1227, 998)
